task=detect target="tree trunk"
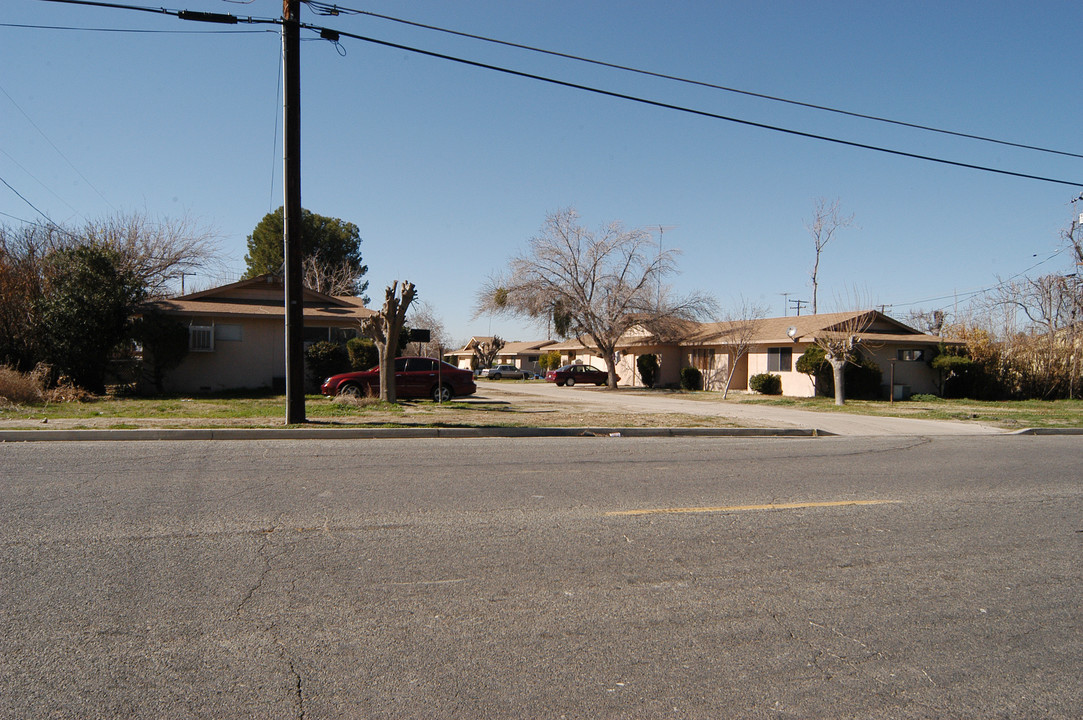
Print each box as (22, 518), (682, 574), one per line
(378, 348), (396, 403)
(363, 280), (415, 403)
(830, 357), (846, 405)
(605, 355), (619, 389)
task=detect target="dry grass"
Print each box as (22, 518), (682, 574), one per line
(0, 366), (42, 405)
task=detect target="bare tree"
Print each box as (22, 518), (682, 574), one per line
(813, 310), (876, 405)
(301, 255), (364, 297)
(806, 198), (854, 314)
(361, 281), (416, 402)
(82, 212), (221, 298)
(713, 299), (768, 399)
(404, 300), (453, 358)
(472, 336), (505, 369)
(475, 208), (714, 389)
(905, 308), (947, 336)
(989, 274), (1077, 398)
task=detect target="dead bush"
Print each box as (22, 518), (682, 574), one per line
(331, 393), (384, 409)
(0, 366), (44, 404)
(43, 382), (95, 403)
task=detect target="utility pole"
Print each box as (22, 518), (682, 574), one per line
(282, 0), (305, 424)
(790, 299), (808, 316)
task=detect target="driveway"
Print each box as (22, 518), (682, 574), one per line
(476, 381), (1005, 436)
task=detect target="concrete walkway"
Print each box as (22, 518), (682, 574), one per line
(478, 382), (1006, 436)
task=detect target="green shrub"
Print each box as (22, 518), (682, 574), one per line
(680, 366), (702, 391)
(306, 341), (349, 387)
(346, 337), (378, 370)
(909, 393), (941, 402)
(637, 354), (659, 388)
(539, 350), (563, 372)
(749, 372), (782, 395)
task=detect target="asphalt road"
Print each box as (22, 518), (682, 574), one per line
(2, 436), (1080, 719)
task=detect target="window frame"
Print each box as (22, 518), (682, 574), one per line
(188, 325), (214, 352)
(767, 346), (793, 372)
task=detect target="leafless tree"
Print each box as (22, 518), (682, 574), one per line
(806, 198), (854, 314)
(361, 281), (416, 402)
(81, 212), (221, 298)
(813, 309), (876, 405)
(301, 255), (363, 297)
(472, 336), (505, 370)
(713, 299), (768, 398)
(905, 309), (947, 336)
(988, 274), (1077, 398)
(404, 300), (453, 358)
(475, 208), (714, 389)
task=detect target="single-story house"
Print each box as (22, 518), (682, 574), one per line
(141, 274), (374, 393)
(449, 337), (557, 374)
(532, 311), (952, 397)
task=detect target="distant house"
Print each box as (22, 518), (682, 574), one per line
(140, 274), (373, 393)
(449, 337), (556, 374)
(513, 311), (951, 397)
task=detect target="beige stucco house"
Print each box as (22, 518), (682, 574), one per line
(449, 337), (557, 374)
(524, 311), (950, 397)
(143, 274), (373, 393)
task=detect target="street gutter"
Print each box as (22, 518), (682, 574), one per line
(0, 427), (832, 442)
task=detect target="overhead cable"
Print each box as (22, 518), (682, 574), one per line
(300, 0), (1083, 161)
(306, 23), (1083, 189)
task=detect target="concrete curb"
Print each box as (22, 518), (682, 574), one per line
(0, 426), (833, 442)
(1008, 427), (1083, 435)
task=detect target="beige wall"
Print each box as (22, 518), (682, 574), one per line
(864, 345), (940, 396)
(558, 345), (682, 387)
(163, 317), (361, 393)
(744, 343), (817, 396)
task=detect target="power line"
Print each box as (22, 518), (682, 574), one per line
(0, 174), (62, 228)
(1, 81), (115, 212)
(24, 0), (1083, 188)
(307, 22), (1083, 189)
(300, 0), (1083, 161)
(0, 21), (271, 34)
(891, 247), (1070, 311)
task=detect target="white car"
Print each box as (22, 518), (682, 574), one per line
(480, 364), (526, 380)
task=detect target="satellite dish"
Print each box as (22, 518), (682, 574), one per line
(786, 326), (798, 340)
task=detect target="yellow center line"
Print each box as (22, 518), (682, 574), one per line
(604, 499), (900, 517)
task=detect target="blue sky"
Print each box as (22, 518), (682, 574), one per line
(3, 1), (1081, 344)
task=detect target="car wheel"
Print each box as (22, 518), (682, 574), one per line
(565, 377), (575, 387)
(556, 381), (565, 387)
(432, 384), (452, 402)
(338, 383), (362, 398)
(490, 373), (501, 380)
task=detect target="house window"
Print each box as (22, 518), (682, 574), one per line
(214, 324), (242, 342)
(897, 349), (925, 362)
(767, 347), (792, 372)
(690, 348), (715, 372)
(189, 325), (214, 352)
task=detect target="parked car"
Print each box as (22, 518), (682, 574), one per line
(545, 364), (616, 387)
(321, 356), (477, 402)
(480, 364), (526, 380)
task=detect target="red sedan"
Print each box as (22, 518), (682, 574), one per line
(321, 357), (476, 402)
(544, 363), (616, 387)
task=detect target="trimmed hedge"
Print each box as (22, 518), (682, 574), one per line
(680, 366), (703, 391)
